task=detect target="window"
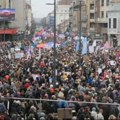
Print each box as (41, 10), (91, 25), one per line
(113, 18), (117, 28)
(109, 18), (111, 28)
(90, 13), (94, 19)
(103, 23), (107, 28)
(101, 0), (104, 6)
(90, 4), (94, 10)
(101, 11), (104, 18)
(106, 0), (109, 6)
(106, 13), (108, 18)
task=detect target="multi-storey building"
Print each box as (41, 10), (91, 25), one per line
(56, 4), (70, 32)
(47, 12), (54, 28)
(26, 0), (32, 36)
(58, 0), (73, 5)
(69, 0), (87, 34)
(69, 0), (111, 39)
(11, 0), (27, 33)
(108, 0), (120, 46)
(0, 0), (32, 41)
(0, 0), (17, 41)
(86, 0), (100, 35)
(86, 0), (109, 39)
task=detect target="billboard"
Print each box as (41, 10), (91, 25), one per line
(0, 8), (15, 21)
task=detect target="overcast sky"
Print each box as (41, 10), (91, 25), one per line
(31, 0), (54, 18)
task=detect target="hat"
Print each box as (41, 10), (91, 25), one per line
(50, 84), (53, 88)
(30, 105), (37, 112)
(105, 75), (109, 78)
(58, 91), (64, 99)
(15, 100), (21, 105)
(25, 79), (29, 82)
(72, 116), (77, 120)
(92, 107), (96, 111)
(108, 115), (116, 120)
(40, 117), (46, 120)
(51, 95), (56, 99)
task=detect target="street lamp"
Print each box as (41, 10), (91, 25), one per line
(73, 1), (82, 66)
(46, 0), (56, 87)
(79, 1), (82, 66)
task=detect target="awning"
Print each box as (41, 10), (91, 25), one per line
(0, 28), (17, 35)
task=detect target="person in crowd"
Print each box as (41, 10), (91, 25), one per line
(0, 36), (119, 120)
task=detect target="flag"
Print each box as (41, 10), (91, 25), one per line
(104, 41), (110, 49)
(26, 46), (32, 60)
(81, 37), (88, 55)
(76, 40), (80, 52)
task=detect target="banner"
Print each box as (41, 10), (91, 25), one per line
(15, 52), (24, 59)
(81, 37), (88, 55)
(0, 9), (15, 21)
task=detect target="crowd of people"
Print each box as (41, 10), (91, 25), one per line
(0, 36), (119, 120)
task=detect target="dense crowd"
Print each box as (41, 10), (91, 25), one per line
(0, 37), (120, 120)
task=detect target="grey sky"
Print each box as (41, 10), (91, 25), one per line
(31, 0), (54, 18)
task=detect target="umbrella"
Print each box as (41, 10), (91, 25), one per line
(37, 43), (46, 48)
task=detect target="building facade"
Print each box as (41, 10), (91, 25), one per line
(86, 0), (100, 35)
(108, 0), (120, 46)
(69, 0), (87, 34)
(46, 12), (54, 28)
(10, 0), (32, 39)
(56, 4), (70, 32)
(69, 0), (111, 39)
(0, 0), (32, 41)
(58, 0), (73, 5)
(0, 0), (17, 41)
(11, 0), (27, 32)
(26, 1), (32, 35)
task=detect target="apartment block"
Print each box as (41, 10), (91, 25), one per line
(58, 0), (73, 5)
(69, 0), (87, 34)
(86, 0), (100, 35)
(69, 0), (111, 39)
(0, 0), (32, 41)
(108, 0), (120, 46)
(0, 0), (16, 41)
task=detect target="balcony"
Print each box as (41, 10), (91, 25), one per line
(90, 0), (94, 4)
(97, 18), (108, 23)
(90, 27), (95, 32)
(90, 9), (95, 13)
(90, 18), (95, 22)
(73, 0), (85, 8)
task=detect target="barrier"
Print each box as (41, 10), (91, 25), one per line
(1, 97), (119, 120)
(2, 97), (120, 106)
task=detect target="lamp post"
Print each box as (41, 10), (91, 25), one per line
(72, 1), (82, 66)
(79, 1), (82, 66)
(53, 0), (56, 87)
(46, 0), (56, 87)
